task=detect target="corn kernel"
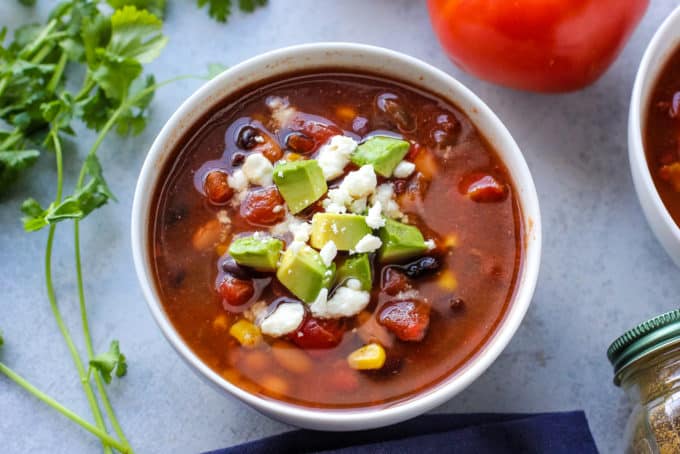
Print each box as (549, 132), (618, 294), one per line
(285, 152), (304, 161)
(229, 319), (262, 348)
(443, 234), (458, 249)
(347, 343), (386, 370)
(438, 270), (458, 291)
(213, 314), (229, 331)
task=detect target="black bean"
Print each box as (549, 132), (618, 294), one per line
(376, 93), (415, 133)
(231, 152), (246, 166)
(401, 256), (441, 278)
(236, 125), (262, 150)
(220, 256), (250, 280)
(168, 269), (186, 288)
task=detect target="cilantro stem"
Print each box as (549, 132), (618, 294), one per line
(30, 43), (53, 64)
(46, 130), (113, 454)
(0, 362), (130, 454)
(74, 221), (131, 448)
(0, 128), (23, 150)
(19, 19), (58, 60)
(47, 52), (68, 94)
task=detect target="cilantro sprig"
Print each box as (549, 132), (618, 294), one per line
(2, 0), (269, 450)
(0, 1), (171, 452)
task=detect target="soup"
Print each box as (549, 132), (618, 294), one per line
(645, 45), (680, 226)
(149, 72), (524, 408)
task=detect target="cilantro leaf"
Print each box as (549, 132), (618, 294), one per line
(0, 150), (39, 191)
(238, 0), (266, 13)
(196, 0), (266, 22)
(89, 340), (127, 384)
(0, 330), (4, 347)
(108, 6), (167, 64)
(107, 0), (167, 19)
(21, 155), (114, 232)
(18, 0), (37, 5)
(197, 0), (232, 23)
(115, 74), (156, 135)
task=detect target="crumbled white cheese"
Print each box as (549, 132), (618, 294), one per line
(310, 279), (370, 319)
(425, 239), (436, 250)
(365, 202), (385, 229)
(319, 241), (338, 267)
(371, 183), (404, 220)
(321, 166), (377, 214)
(342, 165), (377, 198)
(216, 210), (231, 225)
(259, 302), (305, 337)
(395, 289), (419, 300)
(288, 240), (305, 254)
(272, 205), (284, 213)
(267, 96), (296, 127)
(393, 160), (416, 179)
(242, 153), (273, 186)
(316, 135), (358, 181)
(352, 234), (382, 254)
(228, 169), (248, 192)
(290, 220), (312, 242)
(323, 187), (350, 214)
(349, 197), (367, 214)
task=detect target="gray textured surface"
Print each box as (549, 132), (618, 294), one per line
(1, 1), (679, 453)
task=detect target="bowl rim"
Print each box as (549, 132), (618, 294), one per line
(628, 5), (680, 260)
(131, 42), (542, 430)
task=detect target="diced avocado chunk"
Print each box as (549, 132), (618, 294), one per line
(229, 235), (283, 271)
(335, 254), (372, 291)
(276, 244), (335, 303)
(273, 160), (327, 214)
(378, 219), (427, 263)
(351, 136), (410, 177)
(310, 213), (372, 251)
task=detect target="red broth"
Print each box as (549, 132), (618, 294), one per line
(645, 45), (680, 226)
(149, 72), (524, 408)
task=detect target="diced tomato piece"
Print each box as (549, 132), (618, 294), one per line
(217, 275), (254, 306)
(289, 317), (344, 349)
(381, 267), (410, 296)
(203, 170), (233, 205)
(241, 187), (286, 226)
(378, 299), (431, 342)
(459, 172), (508, 203)
(289, 117), (342, 152)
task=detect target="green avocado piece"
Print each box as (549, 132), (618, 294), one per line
(273, 160), (327, 214)
(229, 235), (283, 271)
(310, 213), (372, 251)
(335, 254), (372, 291)
(378, 219), (427, 263)
(351, 136), (410, 177)
(276, 244), (335, 303)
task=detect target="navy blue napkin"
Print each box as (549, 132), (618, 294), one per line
(207, 411), (598, 454)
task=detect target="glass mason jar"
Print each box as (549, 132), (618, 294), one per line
(608, 310), (680, 454)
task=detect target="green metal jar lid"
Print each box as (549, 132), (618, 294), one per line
(607, 309), (680, 386)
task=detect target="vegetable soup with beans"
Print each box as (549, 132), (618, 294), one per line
(645, 45), (680, 226)
(149, 72), (524, 408)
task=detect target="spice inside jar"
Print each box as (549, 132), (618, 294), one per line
(608, 310), (680, 454)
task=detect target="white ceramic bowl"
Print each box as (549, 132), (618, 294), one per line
(131, 43), (542, 431)
(629, 5), (680, 267)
